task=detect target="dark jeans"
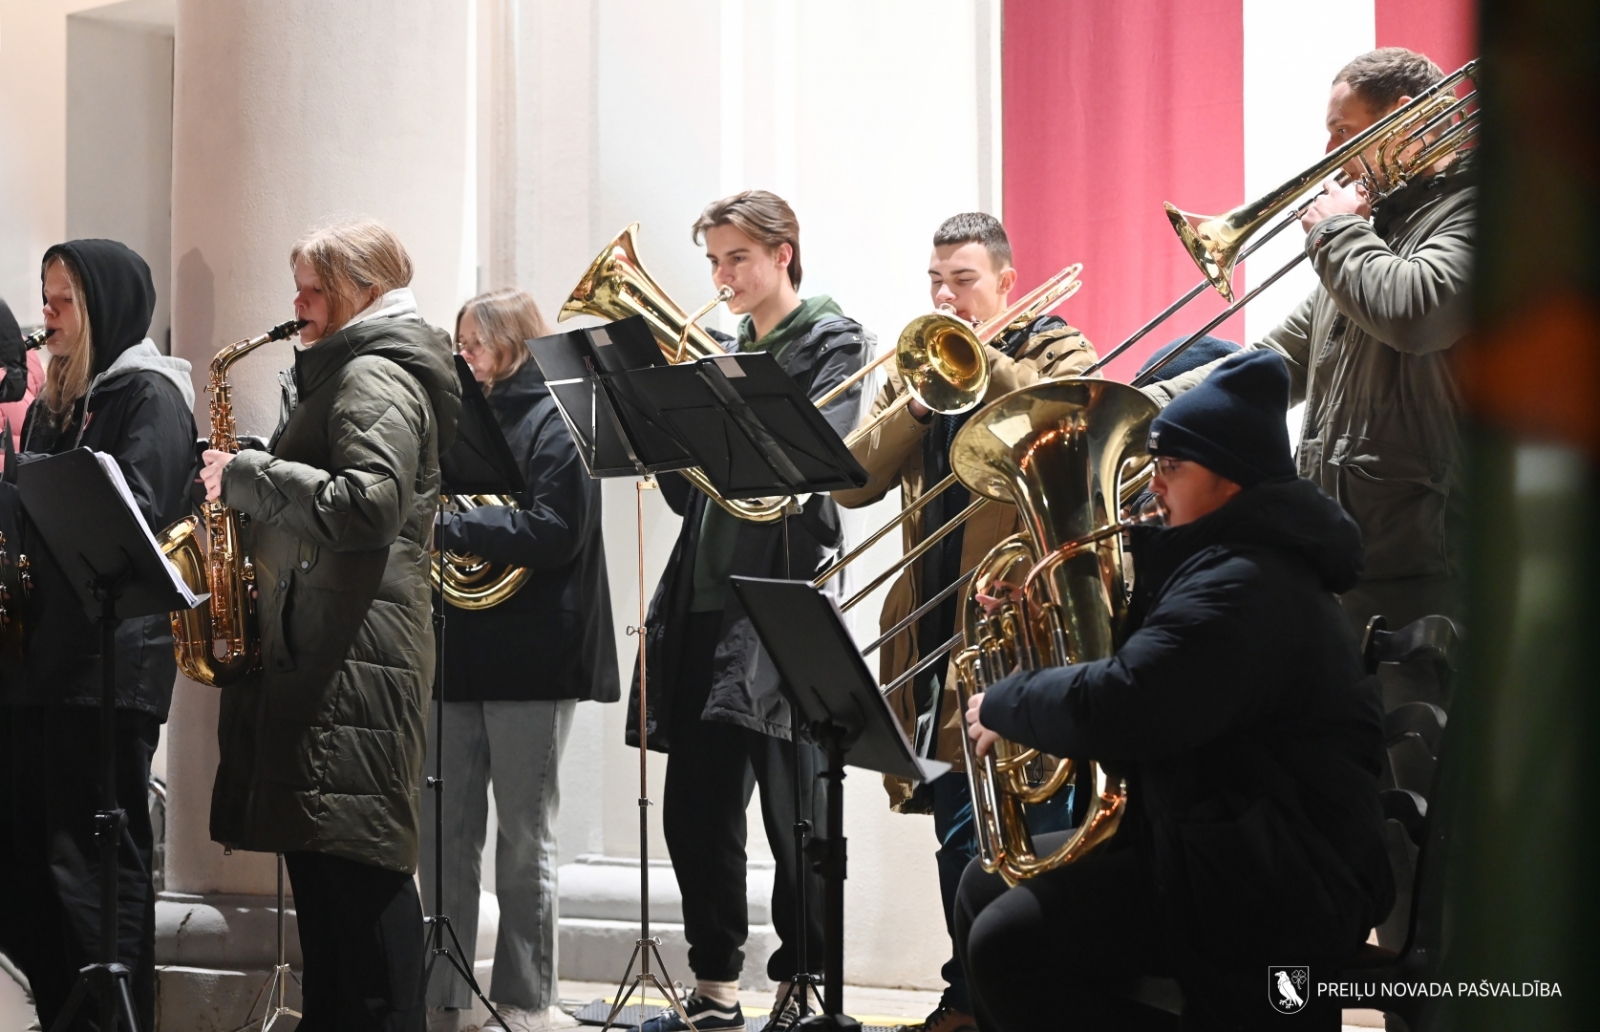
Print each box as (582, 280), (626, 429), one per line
(954, 834), (1341, 1032)
(0, 705), (159, 1032)
(284, 851), (425, 1032)
(930, 771), (1075, 1015)
(662, 611), (826, 983)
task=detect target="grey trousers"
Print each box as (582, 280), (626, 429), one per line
(420, 699), (575, 1010)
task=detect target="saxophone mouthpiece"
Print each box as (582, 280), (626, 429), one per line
(22, 328), (55, 349)
(268, 319), (308, 342)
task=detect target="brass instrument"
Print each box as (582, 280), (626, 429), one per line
(1167, 60), (1479, 302)
(432, 494), (532, 609)
(560, 223), (1079, 524)
(1082, 61), (1479, 380)
(160, 318), (304, 686)
(948, 378), (1158, 885)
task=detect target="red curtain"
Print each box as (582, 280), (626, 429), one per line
(1002, 0), (1246, 382)
(1376, 0), (1477, 73)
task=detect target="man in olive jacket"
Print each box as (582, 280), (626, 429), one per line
(1143, 48), (1473, 631)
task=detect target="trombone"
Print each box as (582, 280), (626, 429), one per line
(1085, 59), (1479, 382)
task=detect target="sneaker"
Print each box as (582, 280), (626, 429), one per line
(765, 989), (805, 1032)
(633, 992), (745, 1031)
(891, 1003), (978, 1032)
(429, 1006), (466, 1032)
(482, 1003), (581, 1032)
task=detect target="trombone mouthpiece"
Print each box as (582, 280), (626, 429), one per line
(716, 286), (735, 302)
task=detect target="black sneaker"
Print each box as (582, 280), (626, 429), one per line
(634, 993), (745, 1031)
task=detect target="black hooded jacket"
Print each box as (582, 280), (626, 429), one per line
(0, 299), (30, 405)
(627, 312), (866, 748)
(1, 241), (197, 719)
(435, 357), (620, 703)
(980, 477), (1395, 962)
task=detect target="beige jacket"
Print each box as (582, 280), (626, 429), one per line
(833, 319), (1096, 810)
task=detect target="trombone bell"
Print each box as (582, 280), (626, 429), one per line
(896, 311), (989, 416)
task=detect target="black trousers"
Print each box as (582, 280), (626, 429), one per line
(662, 612), (826, 983)
(0, 705), (160, 1032)
(284, 851), (425, 1032)
(955, 834), (1342, 1032)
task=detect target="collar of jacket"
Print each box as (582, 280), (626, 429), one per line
(484, 355), (549, 420)
(1372, 150), (1477, 236)
(292, 314), (463, 451)
(1130, 476), (1364, 605)
(735, 294), (845, 362)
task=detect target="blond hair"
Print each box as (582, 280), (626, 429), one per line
(456, 289), (550, 391)
(290, 219), (414, 333)
(40, 254), (94, 428)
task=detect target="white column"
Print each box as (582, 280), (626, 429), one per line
(159, 2), (470, 1024)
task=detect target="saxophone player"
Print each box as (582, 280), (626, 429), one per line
(423, 289), (619, 1032)
(958, 352), (1394, 1031)
(199, 219), (461, 1032)
(0, 241), (197, 1032)
(831, 213), (1095, 1032)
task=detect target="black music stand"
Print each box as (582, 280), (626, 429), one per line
(423, 356), (526, 1030)
(530, 320), (869, 1029)
(730, 577), (949, 1032)
(17, 449), (202, 1032)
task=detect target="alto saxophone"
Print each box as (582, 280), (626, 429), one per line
(159, 319), (304, 686)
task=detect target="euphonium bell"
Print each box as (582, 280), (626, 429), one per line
(433, 494), (533, 609)
(948, 378), (1158, 885)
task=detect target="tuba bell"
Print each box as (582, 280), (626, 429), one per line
(160, 319), (304, 686)
(948, 378), (1158, 885)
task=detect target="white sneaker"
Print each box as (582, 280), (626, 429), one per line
(481, 1004), (581, 1032)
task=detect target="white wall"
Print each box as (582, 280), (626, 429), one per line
(66, 9), (174, 350)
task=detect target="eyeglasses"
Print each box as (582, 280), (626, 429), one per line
(1154, 457), (1188, 476)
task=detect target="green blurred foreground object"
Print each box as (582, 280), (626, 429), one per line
(1444, 0), (1599, 1027)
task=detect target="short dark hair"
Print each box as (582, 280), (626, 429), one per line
(1333, 47), (1444, 113)
(933, 212), (1012, 271)
(693, 190), (802, 289)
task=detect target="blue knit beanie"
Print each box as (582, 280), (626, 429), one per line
(1136, 334), (1241, 383)
(1147, 350), (1296, 488)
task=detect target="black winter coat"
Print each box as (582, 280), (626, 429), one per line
(627, 313), (866, 748)
(436, 359), (619, 703)
(0, 240), (196, 720)
(980, 477), (1395, 962)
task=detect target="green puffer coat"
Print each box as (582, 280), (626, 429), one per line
(210, 305), (460, 874)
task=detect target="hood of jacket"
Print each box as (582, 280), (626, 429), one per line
(1138, 476), (1365, 598)
(43, 239), (156, 377)
(88, 339), (195, 411)
(294, 289), (461, 452)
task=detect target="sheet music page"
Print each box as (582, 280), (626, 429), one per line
(93, 450), (201, 607)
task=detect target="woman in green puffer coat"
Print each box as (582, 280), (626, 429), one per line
(199, 219), (460, 1032)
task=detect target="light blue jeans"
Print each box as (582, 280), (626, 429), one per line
(421, 699), (575, 1010)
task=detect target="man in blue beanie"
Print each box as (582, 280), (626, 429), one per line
(954, 351), (1394, 1031)
(1143, 47), (1472, 633)
(1135, 333), (1240, 385)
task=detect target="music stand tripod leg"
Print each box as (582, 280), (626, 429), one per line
(601, 479), (695, 1032)
(49, 578), (142, 1032)
(421, 498), (512, 1032)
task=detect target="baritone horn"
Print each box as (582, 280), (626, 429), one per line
(159, 318), (305, 686)
(432, 495), (532, 610)
(948, 378), (1159, 885)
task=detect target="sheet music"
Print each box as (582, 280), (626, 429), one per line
(93, 450), (201, 607)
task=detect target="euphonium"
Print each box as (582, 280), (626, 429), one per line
(948, 378), (1158, 885)
(159, 319), (304, 686)
(432, 494), (531, 610)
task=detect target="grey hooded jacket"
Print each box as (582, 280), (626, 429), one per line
(1144, 160), (1474, 590)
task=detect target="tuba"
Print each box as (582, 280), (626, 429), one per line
(432, 495), (531, 610)
(159, 319), (304, 686)
(947, 378), (1158, 885)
